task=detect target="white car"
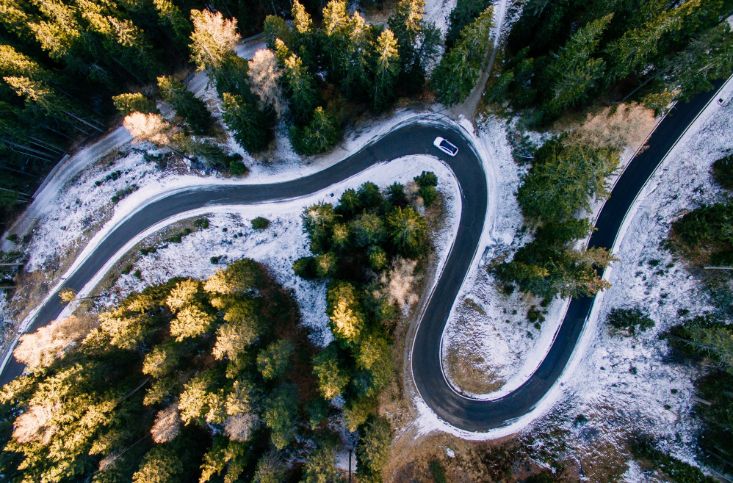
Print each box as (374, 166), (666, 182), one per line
(718, 95), (730, 107)
(433, 137), (459, 157)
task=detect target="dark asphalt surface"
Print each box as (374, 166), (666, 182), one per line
(1, 81), (723, 431)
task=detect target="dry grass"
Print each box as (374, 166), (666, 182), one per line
(444, 348), (504, 394)
(569, 102), (657, 151)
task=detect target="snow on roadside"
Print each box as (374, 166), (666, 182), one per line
(93, 155), (460, 347)
(555, 81), (733, 470)
(418, 79), (733, 471)
(25, 149), (173, 272)
(424, 0), (457, 36)
(439, 105), (659, 402)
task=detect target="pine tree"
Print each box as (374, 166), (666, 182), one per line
(326, 281), (365, 343)
(431, 6), (493, 105)
(446, 0), (493, 47)
(387, 206), (427, 258)
(157, 75), (215, 135)
(189, 9), (241, 71)
(262, 384), (298, 449)
(669, 23), (733, 99)
(388, 0), (437, 90)
(112, 92), (157, 114)
(541, 14), (613, 118)
(516, 137), (618, 224)
(221, 92), (275, 153)
(154, 0), (190, 48)
(313, 344), (349, 399)
(371, 28), (400, 111)
(278, 44), (319, 125)
(356, 416), (392, 480)
(257, 340), (294, 380)
(289, 106), (340, 155)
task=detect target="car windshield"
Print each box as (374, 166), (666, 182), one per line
(440, 140), (457, 153)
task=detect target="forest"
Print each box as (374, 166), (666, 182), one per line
(0, 172), (438, 481)
(0, 259), (392, 481)
(487, 0), (733, 124)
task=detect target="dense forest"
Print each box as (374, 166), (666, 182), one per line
(0, 0), (308, 224)
(0, 0), (451, 228)
(0, 259), (393, 481)
(0, 173), (438, 481)
(487, 0), (733, 124)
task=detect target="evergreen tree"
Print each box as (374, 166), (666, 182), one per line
(157, 75), (215, 135)
(277, 43), (319, 125)
(221, 92), (275, 153)
(290, 106), (341, 155)
(668, 23), (733, 99)
(189, 9), (241, 72)
(356, 416), (392, 481)
(388, 0), (438, 92)
(445, 0), (493, 47)
(257, 340), (294, 380)
(262, 384), (298, 449)
(327, 281), (365, 343)
(387, 206), (428, 258)
(371, 28), (400, 111)
(112, 92), (157, 114)
(431, 6), (493, 105)
(313, 344), (349, 399)
(517, 137), (619, 224)
(542, 14), (613, 118)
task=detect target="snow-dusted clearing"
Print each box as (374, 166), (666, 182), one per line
(93, 156), (460, 348)
(554, 80), (733, 473)
(417, 78), (733, 475)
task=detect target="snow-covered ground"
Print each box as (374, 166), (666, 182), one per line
(425, 0), (457, 35)
(556, 79), (733, 473)
(93, 156), (460, 348)
(415, 76), (733, 474)
(438, 111), (647, 401)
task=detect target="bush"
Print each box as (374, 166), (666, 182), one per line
(112, 92), (157, 115)
(293, 256), (318, 279)
(670, 201), (733, 266)
(606, 307), (654, 335)
(251, 217), (270, 230)
(414, 171), (438, 188)
(194, 218), (210, 229)
(712, 154), (733, 190)
(289, 106), (341, 156)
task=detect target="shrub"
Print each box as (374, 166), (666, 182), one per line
(293, 256), (318, 279)
(607, 307), (654, 335)
(251, 217), (270, 230)
(194, 218), (210, 229)
(712, 154), (733, 190)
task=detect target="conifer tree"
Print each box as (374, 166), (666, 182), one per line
(542, 14), (613, 118)
(189, 9), (241, 72)
(431, 6), (493, 105)
(371, 28), (400, 111)
(221, 92), (275, 153)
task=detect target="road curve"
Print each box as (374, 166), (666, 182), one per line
(0, 82), (723, 433)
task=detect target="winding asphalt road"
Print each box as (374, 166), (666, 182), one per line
(0, 81), (724, 432)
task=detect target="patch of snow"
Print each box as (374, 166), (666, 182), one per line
(555, 76), (733, 467)
(424, 0), (456, 36)
(79, 156), (459, 349)
(415, 75), (733, 446)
